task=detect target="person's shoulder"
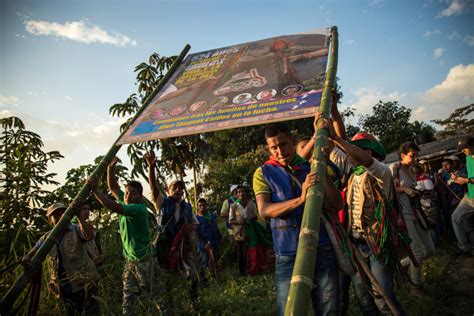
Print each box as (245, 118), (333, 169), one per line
(124, 202), (148, 214)
(388, 162), (399, 172)
(253, 166), (263, 177)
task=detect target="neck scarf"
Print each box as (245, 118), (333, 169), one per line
(353, 165), (367, 176)
(201, 211), (212, 222)
(264, 154), (307, 172)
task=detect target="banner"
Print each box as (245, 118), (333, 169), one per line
(117, 28), (331, 144)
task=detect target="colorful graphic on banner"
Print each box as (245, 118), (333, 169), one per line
(118, 28), (330, 144)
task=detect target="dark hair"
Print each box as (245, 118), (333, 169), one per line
(297, 136), (311, 143)
(197, 198), (207, 204)
(265, 123), (291, 139)
(458, 135), (474, 150)
(126, 180), (143, 195)
(398, 141), (420, 160)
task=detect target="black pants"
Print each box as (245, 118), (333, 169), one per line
(236, 240), (247, 275)
(62, 285), (100, 316)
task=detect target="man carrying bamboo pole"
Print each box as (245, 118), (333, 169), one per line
(22, 202), (100, 315)
(253, 122), (343, 315)
(321, 119), (406, 315)
(88, 157), (167, 315)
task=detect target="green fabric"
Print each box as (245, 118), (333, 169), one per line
(352, 165), (367, 176)
(290, 154), (307, 167)
(350, 139), (386, 160)
(117, 191), (151, 261)
(244, 219), (273, 248)
(202, 211), (212, 222)
(467, 156), (474, 199)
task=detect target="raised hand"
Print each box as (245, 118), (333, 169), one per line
(144, 151), (157, 167)
(108, 156), (119, 169)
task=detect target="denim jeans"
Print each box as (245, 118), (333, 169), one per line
(351, 242), (405, 316)
(275, 243), (339, 316)
(122, 255), (168, 315)
(400, 218), (435, 285)
(451, 195), (474, 252)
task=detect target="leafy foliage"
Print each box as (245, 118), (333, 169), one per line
(339, 106), (360, 139)
(358, 101), (436, 153)
(0, 116), (63, 237)
(431, 104), (474, 138)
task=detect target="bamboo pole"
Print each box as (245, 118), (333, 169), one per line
(351, 243), (400, 316)
(284, 26), (338, 315)
(0, 44), (191, 313)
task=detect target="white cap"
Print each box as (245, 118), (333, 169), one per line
(230, 184), (239, 194)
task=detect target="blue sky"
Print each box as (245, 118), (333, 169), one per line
(1, 0), (473, 188)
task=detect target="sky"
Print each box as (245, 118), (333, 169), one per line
(1, 0), (473, 190)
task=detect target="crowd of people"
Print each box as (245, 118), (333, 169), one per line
(22, 96), (474, 315)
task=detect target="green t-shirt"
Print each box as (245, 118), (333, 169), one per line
(117, 191), (150, 261)
(467, 155), (474, 199)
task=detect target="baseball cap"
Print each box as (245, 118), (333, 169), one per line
(47, 202), (67, 217)
(230, 184), (239, 194)
(168, 180), (185, 190)
(349, 132), (386, 160)
(446, 155), (459, 161)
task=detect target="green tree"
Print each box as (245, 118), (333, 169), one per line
(0, 116), (63, 249)
(339, 106), (360, 139)
(432, 104), (474, 138)
(359, 100), (435, 153)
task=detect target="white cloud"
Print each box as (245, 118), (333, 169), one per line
(346, 87), (407, 118)
(464, 35), (474, 46)
(0, 95), (21, 107)
(447, 31), (461, 40)
(65, 96), (72, 101)
(368, 0), (383, 6)
(15, 34), (26, 39)
(433, 48), (445, 59)
(415, 64), (474, 120)
(24, 19), (137, 47)
(424, 29), (441, 37)
(438, 0), (474, 17)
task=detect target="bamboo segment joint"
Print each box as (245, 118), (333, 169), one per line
(299, 226), (319, 240)
(290, 275), (314, 289)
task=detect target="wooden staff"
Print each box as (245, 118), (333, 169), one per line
(351, 243), (401, 316)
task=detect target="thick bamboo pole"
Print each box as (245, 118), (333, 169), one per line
(284, 26), (338, 315)
(0, 44), (191, 313)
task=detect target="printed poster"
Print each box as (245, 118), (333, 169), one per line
(118, 28), (331, 144)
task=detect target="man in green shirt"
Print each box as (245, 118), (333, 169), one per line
(451, 135), (474, 254)
(89, 157), (167, 315)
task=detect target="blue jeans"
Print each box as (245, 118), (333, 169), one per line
(275, 243), (339, 315)
(351, 242), (405, 316)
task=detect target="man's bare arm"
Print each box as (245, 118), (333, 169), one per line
(107, 156), (121, 199)
(144, 151), (164, 208)
(256, 171), (318, 219)
(89, 177), (125, 215)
